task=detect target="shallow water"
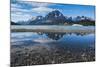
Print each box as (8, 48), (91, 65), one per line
(11, 25), (95, 31)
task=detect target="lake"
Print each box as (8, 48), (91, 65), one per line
(11, 25), (95, 48)
(11, 25), (95, 66)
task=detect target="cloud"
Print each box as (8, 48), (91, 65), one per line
(32, 7), (54, 14)
(17, 1), (55, 13)
(11, 3), (33, 22)
(19, 1), (51, 7)
(11, 13), (32, 22)
(11, 6), (30, 13)
(11, 2), (56, 14)
(11, 3), (22, 8)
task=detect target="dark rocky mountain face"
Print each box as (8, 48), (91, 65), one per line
(44, 10), (67, 25)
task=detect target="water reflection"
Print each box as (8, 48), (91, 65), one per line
(37, 32), (94, 40)
(11, 32), (95, 49)
(37, 32), (65, 40)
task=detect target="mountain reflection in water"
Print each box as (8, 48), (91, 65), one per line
(11, 32), (95, 48)
(36, 32), (94, 40)
(37, 32), (66, 40)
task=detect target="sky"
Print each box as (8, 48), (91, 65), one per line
(11, 0), (95, 22)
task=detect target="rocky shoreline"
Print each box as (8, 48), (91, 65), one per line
(11, 42), (95, 67)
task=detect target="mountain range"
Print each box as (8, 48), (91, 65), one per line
(11, 10), (95, 26)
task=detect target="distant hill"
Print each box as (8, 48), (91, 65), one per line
(11, 21), (20, 25)
(76, 19), (95, 26)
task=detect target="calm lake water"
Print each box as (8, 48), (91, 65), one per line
(11, 32), (95, 49)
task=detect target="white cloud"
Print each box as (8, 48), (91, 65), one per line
(11, 3), (22, 8)
(32, 7), (54, 14)
(11, 3), (30, 13)
(11, 5), (54, 14)
(19, 1), (51, 7)
(11, 13), (32, 22)
(11, 3), (33, 22)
